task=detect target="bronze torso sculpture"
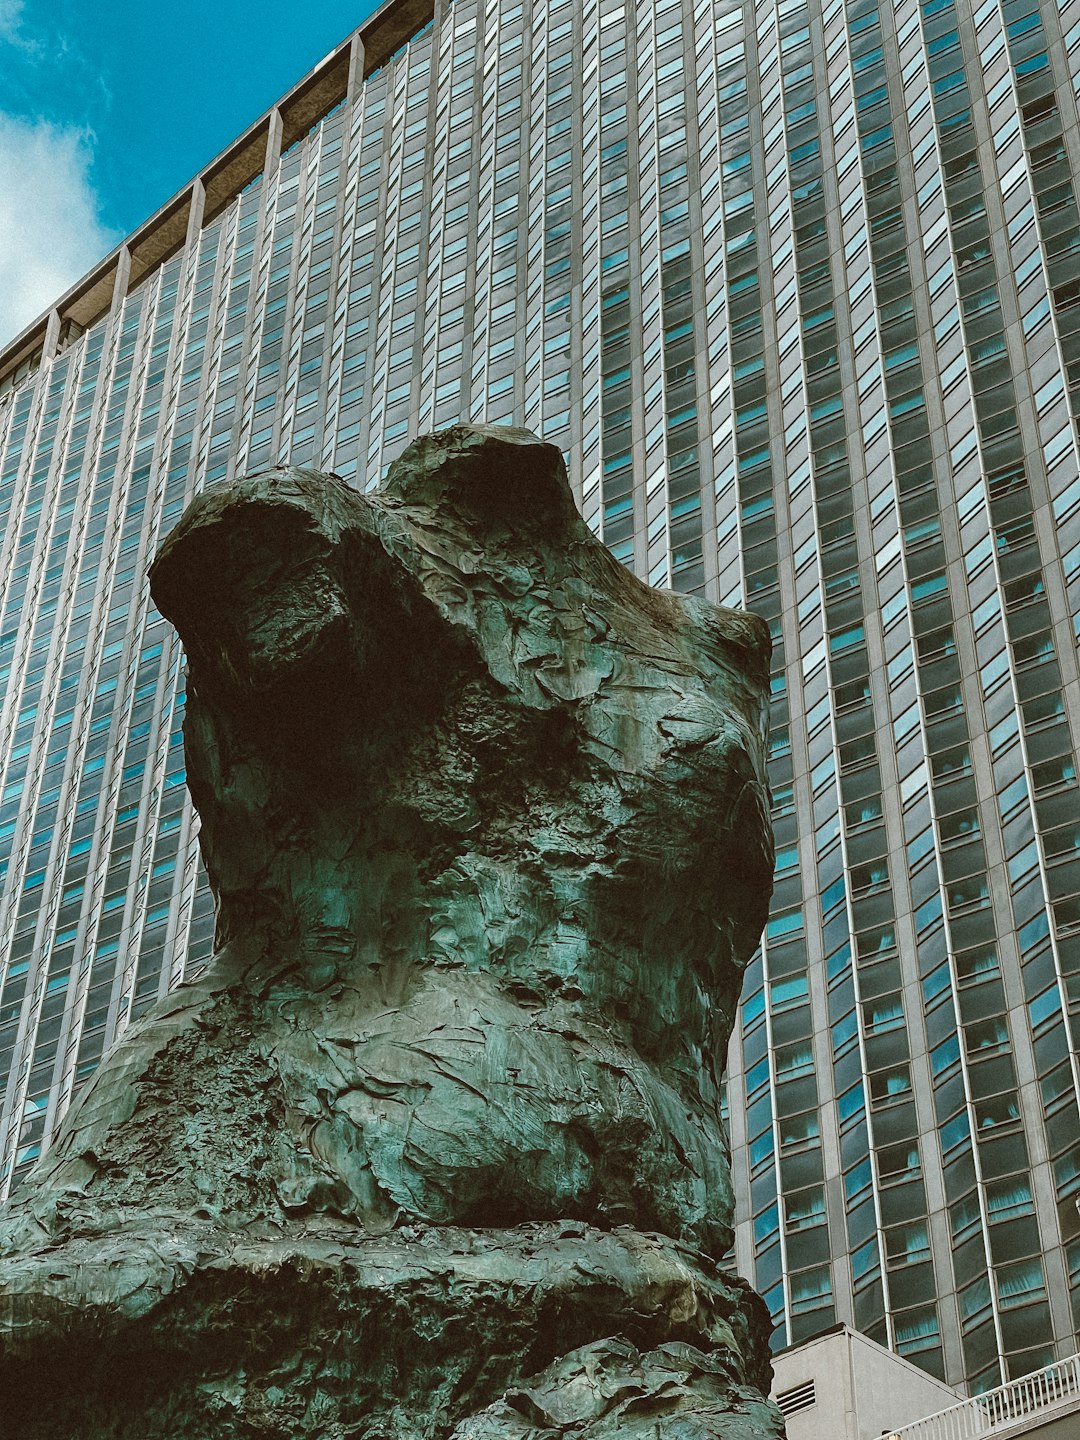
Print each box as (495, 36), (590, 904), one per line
(0, 426), (783, 1439)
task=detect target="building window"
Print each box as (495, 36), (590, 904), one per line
(886, 1221), (931, 1267)
(895, 1306), (940, 1355)
(986, 1177), (1035, 1223)
(790, 1266), (833, 1315)
(960, 1275), (993, 1332)
(785, 1186), (827, 1232)
(776, 1041), (815, 1083)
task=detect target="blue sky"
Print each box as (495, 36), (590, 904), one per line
(0, 0), (380, 345)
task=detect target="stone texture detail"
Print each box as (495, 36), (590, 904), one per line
(0, 426), (782, 1439)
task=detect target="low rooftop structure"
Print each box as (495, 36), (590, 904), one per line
(769, 1327), (1080, 1440)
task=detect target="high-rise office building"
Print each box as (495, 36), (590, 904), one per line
(0, 0), (1078, 1397)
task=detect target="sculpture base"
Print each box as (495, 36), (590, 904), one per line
(0, 1219), (784, 1439)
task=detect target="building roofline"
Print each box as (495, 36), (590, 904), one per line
(0, 0), (435, 392)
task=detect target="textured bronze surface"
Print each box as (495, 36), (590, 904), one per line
(0, 426), (782, 1439)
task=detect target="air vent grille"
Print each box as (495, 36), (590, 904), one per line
(776, 1379), (817, 1417)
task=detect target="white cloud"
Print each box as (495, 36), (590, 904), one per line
(0, 0), (38, 55)
(0, 114), (120, 348)
(0, 0), (25, 43)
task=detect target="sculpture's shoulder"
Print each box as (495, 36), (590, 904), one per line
(670, 593), (772, 687)
(152, 466), (356, 556)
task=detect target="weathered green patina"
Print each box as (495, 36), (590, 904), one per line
(0, 426), (784, 1439)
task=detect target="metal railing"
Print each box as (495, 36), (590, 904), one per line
(890, 1353), (1080, 1440)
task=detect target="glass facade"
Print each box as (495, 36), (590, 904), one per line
(0, 0), (1078, 1395)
